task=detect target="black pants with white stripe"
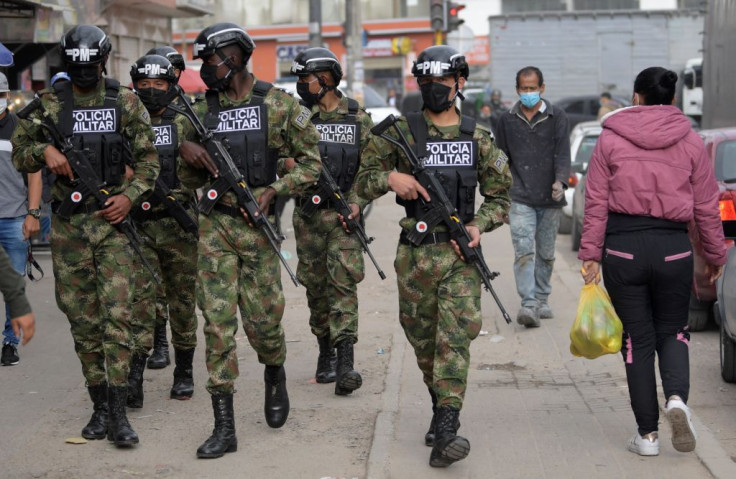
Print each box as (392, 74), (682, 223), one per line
(602, 223), (693, 436)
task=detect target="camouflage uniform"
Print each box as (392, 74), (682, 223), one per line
(178, 77), (321, 395)
(130, 113), (198, 357)
(12, 82), (159, 388)
(353, 110), (511, 409)
(293, 95), (373, 346)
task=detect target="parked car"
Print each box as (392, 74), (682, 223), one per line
(689, 128), (736, 331)
(569, 125), (603, 247)
(555, 94), (630, 132)
(715, 241), (736, 382)
(560, 121), (601, 234)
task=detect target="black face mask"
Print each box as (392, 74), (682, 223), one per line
(137, 87), (177, 112)
(67, 64), (101, 89)
(296, 81), (320, 107)
(420, 81), (455, 113)
(200, 62), (231, 91)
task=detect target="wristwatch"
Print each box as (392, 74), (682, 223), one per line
(27, 209), (41, 219)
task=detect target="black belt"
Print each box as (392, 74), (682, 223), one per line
(51, 200), (101, 216)
(296, 196), (333, 210)
(399, 230), (452, 246)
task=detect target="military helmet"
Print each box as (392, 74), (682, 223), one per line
(411, 45), (469, 79)
(50, 71), (70, 86)
(193, 23), (255, 60)
(290, 48), (343, 83)
(130, 55), (177, 83)
(0, 72), (9, 93)
(147, 46), (186, 72)
(0, 41), (13, 67)
(59, 25), (111, 65)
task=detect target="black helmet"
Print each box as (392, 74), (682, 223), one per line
(290, 48), (343, 83)
(130, 55), (177, 83)
(60, 25), (111, 65)
(193, 23), (255, 60)
(411, 45), (469, 79)
(147, 46), (185, 72)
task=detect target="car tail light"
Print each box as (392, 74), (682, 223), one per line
(719, 191), (736, 220)
(568, 174), (579, 188)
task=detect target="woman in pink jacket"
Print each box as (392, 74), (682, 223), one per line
(579, 67), (726, 456)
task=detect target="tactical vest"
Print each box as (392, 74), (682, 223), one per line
(204, 80), (278, 188)
(56, 78), (124, 187)
(152, 108), (180, 189)
(402, 112), (478, 223)
(311, 98), (361, 192)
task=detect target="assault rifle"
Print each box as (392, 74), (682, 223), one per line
(370, 114), (511, 324)
(166, 86), (299, 286)
(17, 96), (162, 285)
(302, 166), (385, 280)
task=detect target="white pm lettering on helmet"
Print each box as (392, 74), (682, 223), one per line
(139, 63), (164, 75)
(419, 61), (451, 75)
(193, 43), (206, 56)
(291, 61), (304, 72)
(66, 48), (100, 62)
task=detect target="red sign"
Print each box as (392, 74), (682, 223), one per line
(465, 36), (490, 66)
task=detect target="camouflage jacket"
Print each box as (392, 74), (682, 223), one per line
(177, 74), (322, 203)
(300, 94), (375, 210)
(11, 80), (159, 205)
(354, 109), (512, 233)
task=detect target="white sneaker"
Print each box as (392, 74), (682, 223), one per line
(666, 397), (697, 452)
(627, 431), (660, 456)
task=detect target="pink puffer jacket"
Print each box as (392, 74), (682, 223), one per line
(578, 105), (727, 265)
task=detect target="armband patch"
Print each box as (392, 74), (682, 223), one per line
(293, 105), (311, 130)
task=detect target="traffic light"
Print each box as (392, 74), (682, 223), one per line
(430, 0), (445, 32)
(446, 2), (466, 33)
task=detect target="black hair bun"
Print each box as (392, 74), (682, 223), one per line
(660, 70), (678, 89)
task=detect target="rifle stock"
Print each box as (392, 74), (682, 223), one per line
(369, 115), (511, 324)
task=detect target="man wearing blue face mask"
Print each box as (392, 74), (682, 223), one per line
(494, 66), (570, 328)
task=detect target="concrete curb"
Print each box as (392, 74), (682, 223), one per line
(366, 329), (406, 479)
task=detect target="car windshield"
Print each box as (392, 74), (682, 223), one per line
(360, 85), (387, 108)
(575, 134), (599, 165)
(716, 140), (736, 181)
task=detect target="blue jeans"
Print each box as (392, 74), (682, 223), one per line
(509, 203), (561, 309)
(0, 217), (28, 346)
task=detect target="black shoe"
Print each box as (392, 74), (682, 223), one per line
(425, 388), (438, 447)
(147, 325), (170, 369)
(127, 353), (147, 408)
(81, 383), (108, 440)
(197, 394), (237, 458)
(334, 340), (362, 396)
(429, 407), (469, 467)
(1, 344), (19, 366)
(315, 335), (337, 384)
(264, 365), (289, 428)
(107, 386), (139, 447)
(170, 348), (195, 400)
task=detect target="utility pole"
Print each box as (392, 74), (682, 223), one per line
(309, 0), (322, 48)
(344, 0), (364, 102)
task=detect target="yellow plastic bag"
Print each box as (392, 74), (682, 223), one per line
(570, 283), (623, 359)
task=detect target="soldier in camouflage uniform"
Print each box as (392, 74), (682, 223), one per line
(176, 23), (321, 459)
(11, 25), (159, 447)
(353, 46), (511, 467)
(288, 48), (374, 395)
(126, 54), (198, 409)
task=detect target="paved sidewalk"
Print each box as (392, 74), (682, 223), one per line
(367, 225), (736, 479)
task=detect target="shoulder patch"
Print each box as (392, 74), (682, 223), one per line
(293, 105), (311, 130)
(140, 108), (151, 124)
(493, 150), (508, 174)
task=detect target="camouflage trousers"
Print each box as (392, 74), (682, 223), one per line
(197, 210), (287, 395)
(395, 240), (482, 410)
(130, 213), (198, 356)
(51, 214), (136, 387)
(293, 207), (364, 345)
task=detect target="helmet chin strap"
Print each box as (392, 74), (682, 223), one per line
(315, 75), (335, 102)
(215, 49), (245, 83)
(446, 77), (464, 111)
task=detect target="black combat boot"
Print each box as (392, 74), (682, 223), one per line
(264, 365), (289, 428)
(170, 348), (195, 400)
(315, 335), (337, 384)
(197, 394), (237, 458)
(127, 353), (147, 408)
(429, 407), (469, 467)
(107, 386), (139, 447)
(81, 383), (108, 440)
(334, 339), (362, 396)
(425, 388), (438, 446)
(147, 324), (170, 369)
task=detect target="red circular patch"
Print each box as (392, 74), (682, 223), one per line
(311, 195), (322, 205)
(416, 221), (427, 232)
(71, 191), (83, 203)
(207, 189), (218, 200)
(141, 202), (151, 211)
